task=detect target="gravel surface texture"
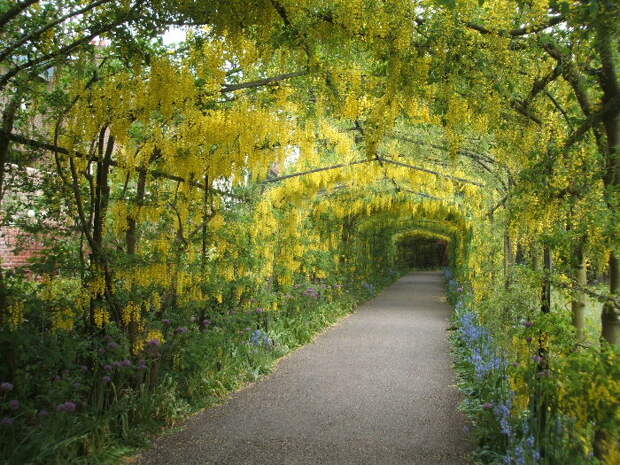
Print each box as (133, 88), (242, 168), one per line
(134, 271), (471, 465)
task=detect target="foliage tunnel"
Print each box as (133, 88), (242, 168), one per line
(0, 0), (618, 464)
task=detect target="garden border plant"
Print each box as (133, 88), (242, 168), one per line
(446, 269), (620, 465)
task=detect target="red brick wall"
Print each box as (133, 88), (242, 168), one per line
(0, 226), (44, 269)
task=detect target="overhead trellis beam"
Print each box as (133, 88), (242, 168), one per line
(401, 187), (448, 202)
(261, 158), (372, 183)
(386, 133), (498, 165)
(262, 156), (483, 187)
(220, 70), (307, 93)
(325, 183), (449, 203)
(376, 157), (485, 187)
(348, 124), (510, 191)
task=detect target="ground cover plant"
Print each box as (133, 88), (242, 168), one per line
(0, 0), (618, 464)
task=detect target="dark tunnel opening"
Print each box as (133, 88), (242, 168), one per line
(395, 233), (449, 270)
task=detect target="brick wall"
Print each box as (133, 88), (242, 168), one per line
(0, 226), (44, 269)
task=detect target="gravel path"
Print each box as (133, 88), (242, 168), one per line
(134, 271), (471, 465)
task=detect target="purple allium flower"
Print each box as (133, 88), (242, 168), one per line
(482, 402), (493, 409)
(532, 355), (544, 363)
(174, 326), (188, 334)
(303, 287), (319, 298)
(1, 417), (13, 426)
(256, 308), (265, 313)
(112, 361), (122, 368)
(103, 364), (112, 371)
(522, 320), (534, 328)
(147, 339), (161, 347)
(8, 400), (19, 410)
(57, 401), (76, 413)
(106, 341), (119, 351)
(65, 402), (77, 412)
(202, 319), (211, 326)
(102, 376), (112, 383)
(526, 337), (532, 343)
(38, 409), (48, 417)
(53, 375), (61, 382)
(137, 360), (147, 370)
(120, 359), (132, 367)
(162, 319), (172, 326)
(0, 382), (14, 392)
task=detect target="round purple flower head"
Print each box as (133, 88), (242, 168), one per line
(523, 320), (534, 328)
(53, 375), (61, 382)
(162, 319), (172, 326)
(1, 417), (13, 426)
(102, 376), (112, 383)
(147, 339), (161, 347)
(8, 400), (19, 410)
(106, 341), (119, 351)
(56, 401), (76, 413)
(482, 402), (494, 409)
(120, 359), (132, 367)
(0, 382), (14, 392)
(103, 364), (112, 371)
(202, 319), (211, 327)
(174, 326), (189, 335)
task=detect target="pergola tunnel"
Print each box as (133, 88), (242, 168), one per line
(1, 1), (619, 465)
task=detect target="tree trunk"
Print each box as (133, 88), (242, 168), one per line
(595, 1), (620, 347)
(571, 246), (587, 340)
(503, 228), (514, 290)
(541, 245), (552, 314)
(0, 93), (20, 325)
(594, 9), (619, 459)
(126, 169), (147, 255)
